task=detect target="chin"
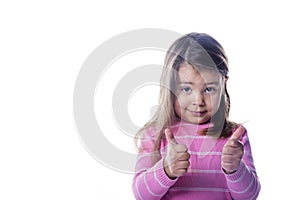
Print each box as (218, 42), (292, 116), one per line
(184, 117), (210, 125)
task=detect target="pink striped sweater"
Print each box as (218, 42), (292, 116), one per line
(132, 121), (260, 199)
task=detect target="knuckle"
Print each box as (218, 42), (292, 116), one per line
(186, 161), (190, 167)
(186, 153), (191, 159)
(224, 148), (230, 153)
(177, 144), (188, 151)
(184, 152), (190, 158)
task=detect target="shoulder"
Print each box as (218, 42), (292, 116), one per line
(139, 126), (160, 140)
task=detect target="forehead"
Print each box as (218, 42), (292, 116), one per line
(177, 63), (222, 83)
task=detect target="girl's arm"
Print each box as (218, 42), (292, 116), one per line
(132, 129), (177, 200)
(224, 130), (261, 200)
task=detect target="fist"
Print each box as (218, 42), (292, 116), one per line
(221, 126), (245, 174)
(163, 128), (190, 179)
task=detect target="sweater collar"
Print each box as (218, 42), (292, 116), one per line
(173, 118), (213, 131)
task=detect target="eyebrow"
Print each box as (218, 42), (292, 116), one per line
(178, 81), (219, 85)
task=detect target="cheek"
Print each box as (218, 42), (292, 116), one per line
(212, 99), (220, 111)
(210, 93), (223, 112)
(174, 99), (182, 117)
(174, 94), (189, 116)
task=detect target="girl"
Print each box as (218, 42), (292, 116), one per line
(132, 33), (260, 199)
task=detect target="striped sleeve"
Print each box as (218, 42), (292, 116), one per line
(132, 129), (177, 200)
(224, 129), (261, 200)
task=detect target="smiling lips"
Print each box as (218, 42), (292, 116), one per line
(187, 109), (207, 116)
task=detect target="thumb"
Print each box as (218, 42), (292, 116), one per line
(230, 126), (245, 140)
(165, 128), (178, 145)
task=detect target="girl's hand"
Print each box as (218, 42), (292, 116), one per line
(221, 126), (245, 174)
(163, 128), (190, 179)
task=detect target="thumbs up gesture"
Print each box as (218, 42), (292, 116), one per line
(221, 126), (245, 174)
(164, 128), (190, 179)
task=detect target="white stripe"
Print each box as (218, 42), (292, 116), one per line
(247, 166), (256, 172)
(249, 183), (261, 200)
(140, 137), (154, 141)
(135, 168), (148, 174)
(170, 122), (211, 129)
(170, 123), (198, 128)
(138, 152), (160, 156)
(170, 187), (229, 192)
(189, 169), (223, 173)
(136, 153), (161, 162)
(160, 151), (223, 158)
(135, 175), (144, 200)
(161, 151), (250, 157)
(175, 135), (208, 139)
(228, 174), (255, 194)
(143, 173), (163, 197)
(189, 151), (222, 156)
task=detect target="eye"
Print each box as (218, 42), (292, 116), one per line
(204, 87), (216, 93)
(181, 86), (192, 94)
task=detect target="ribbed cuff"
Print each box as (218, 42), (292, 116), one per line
(154, 159), (178, 187)
(224, 161), (247, 182)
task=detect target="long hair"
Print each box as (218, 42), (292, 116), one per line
(135, 33), (238, 151)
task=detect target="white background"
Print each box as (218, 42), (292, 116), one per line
(1, 0), (300, 199)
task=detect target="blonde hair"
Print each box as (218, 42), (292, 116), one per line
(135, 33), (238, 151)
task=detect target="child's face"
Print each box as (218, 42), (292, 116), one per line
(174, 63), (224, 124)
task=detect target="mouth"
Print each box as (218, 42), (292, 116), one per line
(187, 109), (207, 116)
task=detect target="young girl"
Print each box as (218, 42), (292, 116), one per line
(132, 33), (260, 199)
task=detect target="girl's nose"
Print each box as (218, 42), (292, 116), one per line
(193, 92), (205, 106)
